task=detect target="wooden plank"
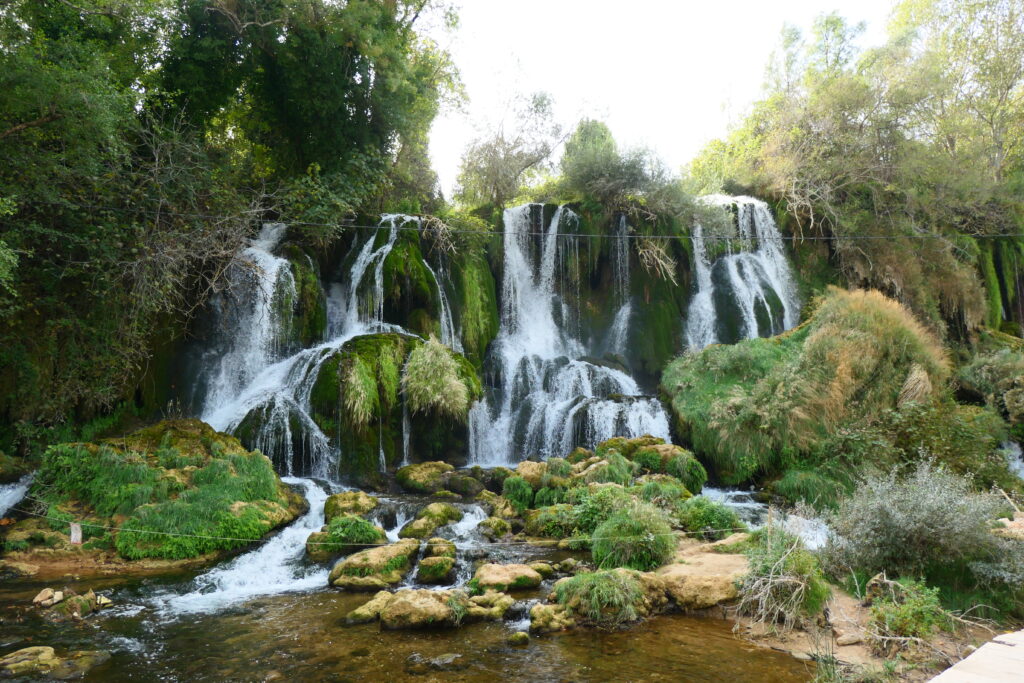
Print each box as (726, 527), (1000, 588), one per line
(929, 629), (1024, 683)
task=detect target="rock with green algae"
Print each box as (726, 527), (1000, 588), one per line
(514, 460), (547, 488)
(507, 631), (530, 646)
(398, 502), (462, 539)
(395, 461), (454, 494)
(444, 473), (484, 497)
(0, 646), (110, 679)
(305, 514), (386, 562)
(323, 491), (378, 522)
(472, 563), (543, 592)
(529, 603), (576, 633)
(474, 490), (517, 520)
(345, 588), (515, 629)
(477, 516), (511, 541)
(414, 556), (455, 584)
(423, 537), (456, 558)
(44, 590), (102, 622)
(329, 539), (420, 591)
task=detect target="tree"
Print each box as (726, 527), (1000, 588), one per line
(456, 92), (562, 207)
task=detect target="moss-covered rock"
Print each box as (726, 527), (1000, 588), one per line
(328, 538), (420, 591)
(398, 502), (462, 539)
(514, 460), (547, 489)
(475, 490), (517, 519)
(472, 563), (543, 592)
(0, 646), (111, 680)
(396, 461), (454, 493)
(477, 516), (511, 540)
(324, 491), (378, 522)
(5, 419), (303, 565)
(445, 473), (484, 497)
(306, 514), (386, 562)
(424, 537), (456, 558)
(529, 603), (576, 633)
(415, 556), (455, 584)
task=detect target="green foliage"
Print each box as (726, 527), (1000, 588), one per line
(554, 570), (645, 628)
(632, 450), (663, 473)
(502, 475), (534, 513)
(959, 349), (1024, 426)
(566, 485), (637, 536)
(675, 496), (743, 541)
(664, 453), (708, 493)
(773, 468), (846, 510)
(636, 478), (691, 507)
(591, 503), (675, 571)
(534, 486), (566, 507)
(868, 580), (951, 652)
(737, 524), (831, 630)
(823, 461), (1004, 577)
(545, 457), (572, 478)
(320, 515), (386, 555)
(583, 452), (637, 485)
(528, 503), (577, 538)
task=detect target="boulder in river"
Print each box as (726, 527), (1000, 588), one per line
(398, 502), (462, 539)
(324, 491), (378, 522)
(329, 538), (419, 591)
(346, 587), (515, 629)
(395, 461), (453, 493)
(472, 563), (542, 592)
(0, 646), (110, 679)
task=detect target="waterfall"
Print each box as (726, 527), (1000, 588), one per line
(686, 195), (800, 349)
(152, 478), (330, 615)
(0, 473), (33, 518)
(605, 214), (632, 354)
(1003, 441), (1024, 480)
(468, 204), (670, 465)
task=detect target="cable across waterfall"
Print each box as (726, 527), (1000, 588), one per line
(686, 195), (800, 349)
(468, 204), (670, 466)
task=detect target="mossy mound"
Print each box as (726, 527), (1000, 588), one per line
(398, 502), (463, 539)
(329, 538), (420, 591)
(662, 288), (1013, 491)
(306, 514), (386, 562)
(324, 491), (378, 522)
(472, 563), (543, 592)
(396, 461), (454, 494)
(9, 419), (303, 562)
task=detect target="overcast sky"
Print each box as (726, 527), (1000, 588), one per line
(427, 0), (896, 198)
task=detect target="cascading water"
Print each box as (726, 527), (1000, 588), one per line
(686, 195), (800, 349)
(469, 204), (670, 465)
(196, 215), (445, 478)
(0, 473), (33, 518)
(1003, 441), (1024, 480)
(153, 478), (331, 615)
(605, 214), (632, 354)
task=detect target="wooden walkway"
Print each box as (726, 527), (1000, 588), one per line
(930, 630), (1024, 682)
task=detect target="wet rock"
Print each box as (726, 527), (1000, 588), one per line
(555, 558), (579, 573)
(515, 461), (547, 489)
(423, 537), (456, 558)
(329, 538), (419, 591)
(415, 556), (455, 584)
(445, 474), (484, 498)
(45, 590), (98, 621)
(346, 590), (395, 624)
(466, 591), (514, 621)
(32, 588), (54, 606)
(0, 646), (110, 679)
(431, 490), (460, 500)
(324, 491), (378, 522)
(473, 563), (543, 592)
(528, 562), (554, 579)
(398, 503), (463, 540)
(474, 491), (517, 520)
(529, 603), (576, 633)
(404, 653), (468, 675)
(395, 462), (453, 494)
(477, 516), (511, 541)
(507, 631), (530, 646)
(380, 589), (459, 630)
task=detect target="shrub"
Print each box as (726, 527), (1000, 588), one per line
(867, 580), (951, 655)
(553, 570), (644, 628)
(321, 514), (385, 554)
(592, 503), (675, 571)
(736, 524), (831, 631)
(567, 485), (636, 535)
(545, 457), (572, 478)
(583, 452), (636, 485)
(502, 475), (534, 512)
(772, 468), (845, 510)
(664, 453), (708, 493)
(637, 478), (690, 507)
(823, 461), (1004, 577)
(529, 503), (577, 537)
(675, 496), (742, 540)
(632, 449), (664, 473)
(534, 486), (565, 507)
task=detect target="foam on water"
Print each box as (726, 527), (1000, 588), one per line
(0, 473), (33, 518)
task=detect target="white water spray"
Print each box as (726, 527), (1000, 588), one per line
(0, 473), (33, 518)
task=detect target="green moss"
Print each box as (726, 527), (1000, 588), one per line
(450, 250), (499, 366)
(281, 243), (328, 348)
(664, 452), (708, 494)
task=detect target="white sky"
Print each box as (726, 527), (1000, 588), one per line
(428, 0), (896, 198)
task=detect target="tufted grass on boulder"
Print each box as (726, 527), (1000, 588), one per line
(553, 570), (645, 628)
(591, 502), (675, 571)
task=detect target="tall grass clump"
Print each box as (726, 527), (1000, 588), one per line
(736, 523), (831, 631)
(664, 452), (707, 493)
(772, 468), (846, 510)
(583, 452), (636, 485)
(320, 514), (386, 554)
(402, 337), (481, 421)
(592, 502), (675, 571)
(823, 461), (1003, 577)
(566, 485), (636, 535)
(554, 570), (644, 628)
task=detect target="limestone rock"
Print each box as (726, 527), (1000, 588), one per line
(346, 590), (395, 625)
(466, 591), (514, 621)
(445, 474), (484, 498)
(395, 461), (454, 494)
(529, 602), (576, 633)
(0, 646), (110, 679)
(836, 632), (863, 646)
(324, 491), (378, 522)
(399, 502), (462, 539)
(528, 562), (554, 578)
(507, 631), (530, 646)
(32, 588), (54, 605)
(477, 516), (511, 541)
(656, 553), (748, 609)
(45, 590), (98, 621)
(415, 556), (455, 584)
(515, 461), (547, 489)
(424, 537), (456, 558)
(329, 539), (419, 590)
(379, 589), (457, 630)
(473, 563), (543, 592)
(475, 491), (517, 520)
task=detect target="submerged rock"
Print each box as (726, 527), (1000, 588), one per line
(529, 603), (576, 633)
(329, 539), (419, 591)
(404, 652), (468, 675)
(0, 646), (110, 679)
(472, 563), (542, 592)
(507, 631), (530, 646)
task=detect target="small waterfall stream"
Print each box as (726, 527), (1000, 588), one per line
(468, 204), (670, 465)
(0, 473), (33, 518)
(686, 195), (800, 349)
